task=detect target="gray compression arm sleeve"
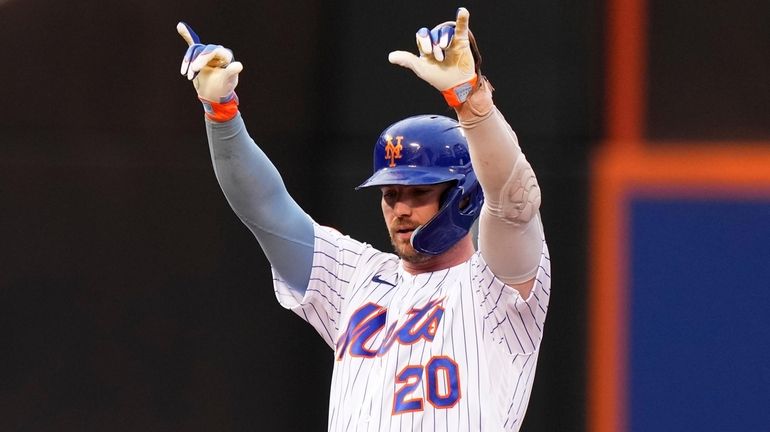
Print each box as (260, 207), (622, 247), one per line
(205, 113), (314, 293)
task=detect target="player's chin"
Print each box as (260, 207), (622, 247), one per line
(391, 236), (431, 264)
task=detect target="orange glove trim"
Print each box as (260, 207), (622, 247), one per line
(200, 93), (239, 122)
(441, 74), (478, 107)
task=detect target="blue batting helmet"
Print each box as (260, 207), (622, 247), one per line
(356, 114), (484, 255)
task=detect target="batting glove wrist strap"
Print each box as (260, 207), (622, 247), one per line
(455, 76), (495, 122)
(441, 74), (478, 107)
(200, 92), (239, 122)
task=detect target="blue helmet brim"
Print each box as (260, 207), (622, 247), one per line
(356, 166), (464, 190)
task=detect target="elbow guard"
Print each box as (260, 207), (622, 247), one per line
(485, 153), (541, 225)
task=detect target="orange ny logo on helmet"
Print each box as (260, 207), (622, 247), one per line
(384, 135), (404, 168)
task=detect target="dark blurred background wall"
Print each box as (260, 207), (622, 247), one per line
(1, 0), (766, 431)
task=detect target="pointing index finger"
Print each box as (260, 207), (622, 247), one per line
(176, 22), (201, 47)
(454, 7), (470, 39)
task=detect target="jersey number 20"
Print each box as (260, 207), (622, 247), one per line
(394, 356), (461, 414)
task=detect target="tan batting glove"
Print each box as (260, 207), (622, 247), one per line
(388, 8), (479, 107)
(177, 22), (243, 121)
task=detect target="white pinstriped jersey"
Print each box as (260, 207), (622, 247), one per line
(273, 224), (551, 432)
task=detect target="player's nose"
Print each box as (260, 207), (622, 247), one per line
(392, 200), (412, 217)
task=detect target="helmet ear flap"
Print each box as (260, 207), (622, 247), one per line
(410, 187), (464, 255)
(438, 180), (456, 207)
(458, 194), (471, 210)
(411, 175), (484, 255)
(457, 170), (481, 214)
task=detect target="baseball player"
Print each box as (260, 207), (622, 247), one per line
(178, 7), (550, 431)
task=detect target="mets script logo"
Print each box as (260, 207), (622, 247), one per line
(336, 298), (445, 360)
(384, 135), (404, 167)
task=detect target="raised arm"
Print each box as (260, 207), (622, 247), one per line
(388, 9), (544, 297)
(176, 22), (314, 293)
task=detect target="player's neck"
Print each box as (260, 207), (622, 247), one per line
(402, 236), (475, 275)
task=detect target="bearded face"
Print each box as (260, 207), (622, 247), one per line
(387, 218), (432, 264)
(380, 183), (450, 262)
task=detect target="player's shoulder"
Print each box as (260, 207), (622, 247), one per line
(314, 224), (362, 249)
(470, 250), (490, 276)
(316, 224), (345, 240)
(314, 223), (395, 262)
